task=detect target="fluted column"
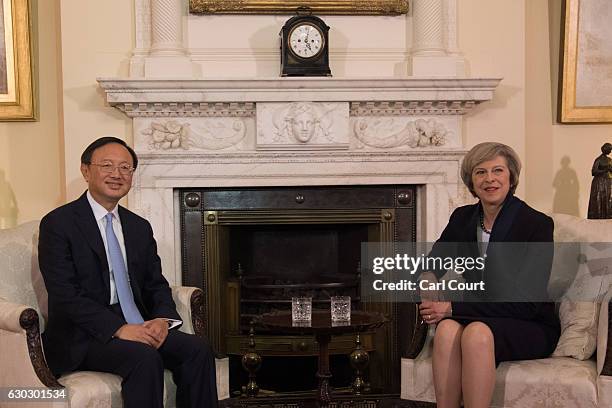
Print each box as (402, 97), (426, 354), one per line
(409, 0), (465, 77)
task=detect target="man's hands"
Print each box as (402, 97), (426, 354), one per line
(113, 318), (169, 348)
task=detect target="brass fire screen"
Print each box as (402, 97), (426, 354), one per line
(179, 185), (417, 395)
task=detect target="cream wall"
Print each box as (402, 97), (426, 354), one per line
(459, 0), (526, 197)
(526, 0), (612, 216)
(0, 0), (62, 226)
(0, 0), (133, 226)
(1, 0), (609, 225)
(188, 13), (410, 77)
(58, 0), (133, 202)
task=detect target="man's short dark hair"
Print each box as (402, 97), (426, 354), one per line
(81, 137), (138, 169)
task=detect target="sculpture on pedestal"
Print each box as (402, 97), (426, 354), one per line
(587, 142), (612, 219)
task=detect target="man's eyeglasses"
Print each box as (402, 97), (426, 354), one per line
(89, 162), (135, 176)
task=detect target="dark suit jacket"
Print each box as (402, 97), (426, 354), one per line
(39, 192), (181, 376)
(429, 195), (558, 326)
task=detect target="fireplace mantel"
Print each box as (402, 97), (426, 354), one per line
(98, 76), (498, 286)
(98, 77), (500, 116)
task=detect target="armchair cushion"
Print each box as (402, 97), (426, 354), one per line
(59, 371), (122, 408)
(0, 221), (46, 329)
(58, 367), (232, 408)
(552, 214), (612, 242)
(598, 376), (612, 408)
(401, 343), (599, 408)
(400, 336), (435, 403)
(553, 300), (599, 360)
(550, 215), (612, 361)
(597, 289), (611, 375)
(491, 357), (598, 408)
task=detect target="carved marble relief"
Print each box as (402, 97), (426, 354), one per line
(142, 120), (188, 150)
(188, 120), (247, 150)
(352, 117), (453, 149)
(450, 184), (478, 211)
(256, 102), (349, 150)
(140, 119), (247, 151)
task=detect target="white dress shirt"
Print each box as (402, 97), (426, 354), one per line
(87, 191), (126, 305)
(478, 226), (491, 256)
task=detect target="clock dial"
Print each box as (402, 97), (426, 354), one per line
(289, 24), (324, 59)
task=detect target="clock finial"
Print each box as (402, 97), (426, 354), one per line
(296, 6), (313, 16)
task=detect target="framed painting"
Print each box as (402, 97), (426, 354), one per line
(560, 0), (612, 122)
(0, 0), (35, 121)
(189, 0), (409, 15)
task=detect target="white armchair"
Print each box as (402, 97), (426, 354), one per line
(0, 221), (229, 408)
(400, 214), (612, 408)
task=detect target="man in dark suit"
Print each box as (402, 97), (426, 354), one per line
(39, 137), (218, 408)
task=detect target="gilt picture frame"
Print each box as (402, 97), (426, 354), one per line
(0, 0), (35, 121)
(560, 0), (612, 123)
(189, 0), (409, 15)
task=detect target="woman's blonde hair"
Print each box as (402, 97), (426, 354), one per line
(461, 142), (522, 198)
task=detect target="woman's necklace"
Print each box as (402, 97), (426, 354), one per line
(479, 209), (492, 234)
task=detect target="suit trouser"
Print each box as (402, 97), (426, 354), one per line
(79, 329), (218, 408)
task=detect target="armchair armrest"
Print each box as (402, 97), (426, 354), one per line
(598, 288), (612, 376)
(0, 297), (29, 333)
(399, 303), (428, 359)
(0, 298), (62, 388)
(170, 286), (206, 338)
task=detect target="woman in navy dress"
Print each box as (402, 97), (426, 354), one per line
(418, 142), (560, 408)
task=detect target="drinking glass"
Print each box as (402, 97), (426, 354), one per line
(331, 296), (351, 322)
(292, 297), (312, 323)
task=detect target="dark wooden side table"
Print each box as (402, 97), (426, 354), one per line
(254, 310), (388, 407)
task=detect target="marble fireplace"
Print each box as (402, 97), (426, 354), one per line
(98, 76), (499, 394)
(98, 76), (499, 288)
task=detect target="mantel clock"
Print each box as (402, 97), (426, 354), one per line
(280, 14), (331, 77)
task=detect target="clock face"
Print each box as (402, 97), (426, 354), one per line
(288, 23), (324, 59)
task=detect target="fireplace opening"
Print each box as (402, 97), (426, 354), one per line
(179, 185), (417, 396)
(230, 223), (366, 331)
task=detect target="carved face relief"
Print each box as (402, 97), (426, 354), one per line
(291, 111), (317, 143)
(258, 102), (347, 149)
(285, 103), (321, 143)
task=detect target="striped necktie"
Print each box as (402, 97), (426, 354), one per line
(105, 213), (144, 324)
